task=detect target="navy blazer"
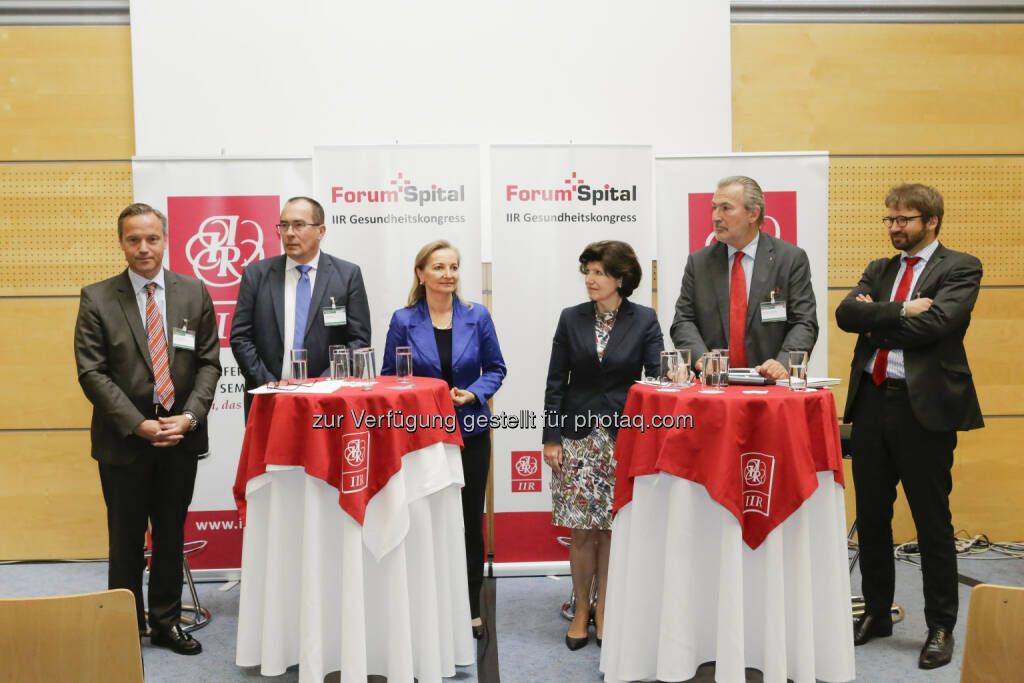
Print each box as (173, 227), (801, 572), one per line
(543, 299), (663, 443)
(230, 252), (371, 409)
(381, 296), (506, 438)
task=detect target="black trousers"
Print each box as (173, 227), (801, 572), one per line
(850, 375), (958, 630)
(98, 446), (198, 632)
(461, 430), (491, 619)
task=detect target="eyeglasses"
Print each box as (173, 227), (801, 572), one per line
(882, 215), (923, 228)
(275, 222), (320, 234)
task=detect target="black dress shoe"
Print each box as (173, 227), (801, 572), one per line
(565, 631), (589, 650)
(150, 624), (202, 655)
(919, 627), (953, 669)
(472, 618), (485, 640)
(853, 613), (892, 646)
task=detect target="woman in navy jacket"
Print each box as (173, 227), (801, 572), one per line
(543, 240), (662, 650)
(381, 239), (506, 638)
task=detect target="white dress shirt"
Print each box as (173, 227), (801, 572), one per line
(281, 251), (320, 380)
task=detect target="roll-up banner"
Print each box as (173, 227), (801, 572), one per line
(314, 145), (483, 356)
(655, 153), (830, 378)
(489, 145), (654, 574)
(132, 157), (312, 575)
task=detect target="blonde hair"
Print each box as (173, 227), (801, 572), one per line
(407, 239), (463, 307)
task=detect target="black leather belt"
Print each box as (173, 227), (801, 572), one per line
(863, 372), (907, 391)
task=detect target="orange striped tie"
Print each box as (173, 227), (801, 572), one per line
(145, 283), (175, 410)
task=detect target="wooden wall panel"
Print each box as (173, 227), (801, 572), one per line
(732, 24), (1024, 155)
(829, 157), (1024, 288)
(0, 299), (93, 429)
(0, 27), (133, 160)
(0, 432), (107, 560)
(827, 288), (1023, 416)
(842, 418), (1024, 544)
(0, 162), (132, 296)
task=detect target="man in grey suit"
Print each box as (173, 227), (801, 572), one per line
(836, 183), (983, 670)
(230, 196), (371, 413)
(74, 203), (221, 654)
(670, 175), (818, 379)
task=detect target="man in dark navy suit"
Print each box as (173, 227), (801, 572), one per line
(836, 183), (984, 670)
(230, 196), (371, 415)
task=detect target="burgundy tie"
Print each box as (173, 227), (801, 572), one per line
(145, 283), (175, 410)
(872, 256), (922, 385)
(729, 251), (748, 368)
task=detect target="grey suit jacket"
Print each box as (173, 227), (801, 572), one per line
(670, 232), (818, 366)
(230, 252), (371, 391)
(835, 243), (984, 432)
(74, 269), (222, 465)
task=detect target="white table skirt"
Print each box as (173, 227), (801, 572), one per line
(601, 471), (856, 683)
(236, 441), (475, 683)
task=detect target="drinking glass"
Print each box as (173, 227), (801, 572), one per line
(353, 348), (376, 390)
(676, 349), (691, 387)
(714, 351), (730, 389)
(330, 347), (350, 380)
(699, 352), (721, 393)
(788, 350), (808, 391)
(659, 351), (678, 387)
(396, 346), (414, 385)
(290, 348), (308, 382)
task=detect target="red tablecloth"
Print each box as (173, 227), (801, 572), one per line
(612, 383), (844, 549)
(233, 376), (464, 526)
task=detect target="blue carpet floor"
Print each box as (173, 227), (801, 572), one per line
(2, 548), (1023, 682)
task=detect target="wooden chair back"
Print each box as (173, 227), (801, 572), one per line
(961, 583), (1024, 683)
(0, 588), (143, 683)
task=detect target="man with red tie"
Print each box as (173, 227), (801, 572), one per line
(74, 203), (221, 654)
(670, 175), (818, 378)
(836, 184), (983, 670)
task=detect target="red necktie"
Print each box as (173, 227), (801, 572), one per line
(872, 256), (922, 385)
(145, 283), (175, 410)
(729, 251), (748, 368)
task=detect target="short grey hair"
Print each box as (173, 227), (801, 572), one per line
(718, 175), (765, 227)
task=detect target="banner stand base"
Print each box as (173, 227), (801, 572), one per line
(492, 561), (569, 578)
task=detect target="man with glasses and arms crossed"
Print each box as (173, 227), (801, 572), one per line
(231, 196), (371, 416)
(836, 183), (983, 670)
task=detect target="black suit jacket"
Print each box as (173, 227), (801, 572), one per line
(543, 299), (663, 442)
(230, 252), (371, 394)
(74, 269), (222, 464)
(835, 243), (984, 432)
(670, 232), (818, 366)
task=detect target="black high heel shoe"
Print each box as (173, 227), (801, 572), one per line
(472, 618), (485, 639)
(565, 631), (590, 650)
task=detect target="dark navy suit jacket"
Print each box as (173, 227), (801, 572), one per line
(543, 299), (663, 443)
(230, 252), (371, 413)
(381, 295), (506, 438)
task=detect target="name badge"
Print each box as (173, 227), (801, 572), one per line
(172, 328), (196, 350)
(760, 301), (787, 323)
(323, 305), (347, 326)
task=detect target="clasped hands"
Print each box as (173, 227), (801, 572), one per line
(133, 415), (191, 447)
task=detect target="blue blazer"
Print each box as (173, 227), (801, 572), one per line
(381, 295), (506, 438)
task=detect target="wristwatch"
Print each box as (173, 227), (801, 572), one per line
(900, 301), (907, 318)
(183, 410), (199, 432)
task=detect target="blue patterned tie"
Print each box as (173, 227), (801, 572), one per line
(293, 265), (312, 350)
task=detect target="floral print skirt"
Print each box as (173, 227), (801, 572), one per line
(551, 426), (616, 530)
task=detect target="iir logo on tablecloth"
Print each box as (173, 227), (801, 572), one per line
(741, 451), (775, 516)
(342, 431), (370, 494)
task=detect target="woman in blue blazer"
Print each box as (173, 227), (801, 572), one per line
(381, 239), (506, 638)
(542, 240), (663, 650)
